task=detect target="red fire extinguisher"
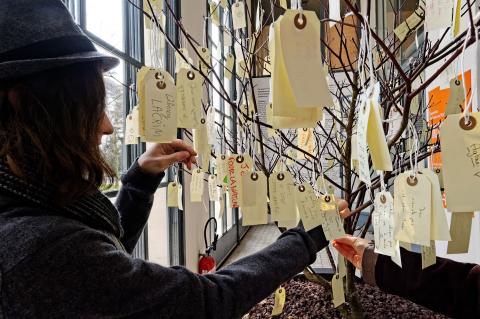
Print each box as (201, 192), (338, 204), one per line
(198, 217), (218, 274)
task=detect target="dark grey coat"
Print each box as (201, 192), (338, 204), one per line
(0, 161), (326, 318)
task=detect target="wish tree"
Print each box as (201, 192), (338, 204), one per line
(124, 0), (480, 317)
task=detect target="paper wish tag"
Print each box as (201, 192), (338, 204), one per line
(227, 154), (253, 208)
(421, 240), (436, 269)
(279, 10), (334, 109)
(319, 195), (345, 240)
(367, 84), (393, 171)
(241, 172), (268, 226)
(197, 46), (211, 73)
(225, 53), (235, 80)
(271, 287), (286, 316)
(143, 69), (177, 142)
(393, 172), (432, 246)
(206, 107), (217, 145)
(167, 182), (179, 207)
(295, 184), (321, 231)
(356, 94), (371, 186)
(351, 134), (359, 172)
(216, 155), (229, 186)
(175, 48), (192, 73)
(193, 119), (211, 171)
(190, 169), (204, 202)
(331, 274), (346, 308)
(447, 212), (473, 254)
(373, 191), (398, 257)
(232, 1), (246, 30)
(125, 111), (138, 145)
(440, 112), (480, 211)
(271, 15), (323, 128)
(240, 171), (258, 207)
(425, 0), (453, 31)
(136, 67), (150, 139)
(420, 169), (451, 241)
(209, 2), (220, 26)
(208, 175), (220, 202)
(176, 69), (202, 129)
(297, 128), (315, 159)
(270, 171), (297, 222)
(386, 107), (403, 140)
(445, 78), (465, 116)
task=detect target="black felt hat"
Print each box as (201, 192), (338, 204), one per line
(0, 0), (119, 80)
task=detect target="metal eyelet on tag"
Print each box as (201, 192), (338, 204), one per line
(277, 172), (285, 181)
(197, 169), (201, 173)
(157, 81), (166, 89)
(187, 71), (195, 80)
(380, 194), (386, 204)
(294, 13), (307, 29)
(251, 172), (258, 181)
(455, 79), (461, 85)
(172, 183), (177, 187)
(298, 185), (305, 192)
(221, 155), (226, 160)
(407, 176), (418, 186)
(236, 155), (244, 163)
(303, 128), (308, 132)
(459, 116), (476, 131)
(324, 195), (331, 203)
(435, 168), (441, 174)
(155, 72), (164, 80)
(202, 47), (206, 53)
(200, 118), (206, 124)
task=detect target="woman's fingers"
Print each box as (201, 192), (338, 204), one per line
(332, 242), (356, 262)
(332, 235), (356, 247)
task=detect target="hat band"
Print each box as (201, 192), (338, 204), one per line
(0, 35), (96, 63)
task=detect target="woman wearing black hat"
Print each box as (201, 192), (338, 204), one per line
(0, 1), (349, 318)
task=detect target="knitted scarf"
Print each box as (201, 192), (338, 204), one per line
(0, 160), (123, 238)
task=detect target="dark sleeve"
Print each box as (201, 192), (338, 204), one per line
(363, 247), (480, 318)
(23, 226), (326, 319)
(115, 160), (164, 253)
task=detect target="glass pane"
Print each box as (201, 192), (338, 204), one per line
(85, 0), (125, 52)
(99, 49), (125, 190)
(148, 187), (170, 266)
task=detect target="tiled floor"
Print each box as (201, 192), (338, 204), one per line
(223, 224), (334, 271)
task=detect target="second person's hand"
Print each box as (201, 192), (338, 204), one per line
(332, 235), (369, 269)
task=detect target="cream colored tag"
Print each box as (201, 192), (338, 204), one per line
(394, 22), (409, 42)
(197, 46), (211, 73)
(237, 59), (248, 79)
(208, 174), (220, 202)
(357, 95), (371, 186)
(227, 154), (253, 208)
(280, 0), (288, 9)
(240, 172), (258, 207)
(193, 119), (211, 171)
(373, 191), (398, 257)
(143, 0), (163, 29)
(297, 128), (315, 159)
(270, 171), (297, 222)
(216, 155), (229, 186)
(232, 1), (246, 30)
(210, 2), (220, 26)
(351, 134), (359, 172)
(175, 48), (192, 73)
(190, 169), (204, 202)
(295, 184), (321, 231)
(367, 84), (392, 171)
(332, 274), (346, 308)
(137, 67), (149, 139)
(421, 240), (436, 269)
(425, 0), (452, 31)
(420, 169), (451, 241)
(271, 287), (286, 316)
(279, 10), (334, 109)
(206, 107), (216, 145)
(223, 28), (232, 47)
(445, 78), (464, 116)
(440, 112), (480, 211)
(271, 16), (323, 128)
(143, 69), (177, 142)
(125, 112), (137, 145)
(319, 195), (345, 240)
(241, 172), (268, 226)
(337, 254), (347, 278)
(176, 69), (202, 129)
(220, 0), (229, 9)
(447, 212), (473, 254)
(434, 167), (444, 189)
(225, 53), (235, 80)
(394, 172), (432, 246)
(167, 182), (179, 207)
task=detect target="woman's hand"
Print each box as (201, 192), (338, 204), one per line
(336, 198), (352, 219)
(138, 139), (197, 175)
(332, 235), (369, 269)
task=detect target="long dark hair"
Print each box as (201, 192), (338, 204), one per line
(0, 61), (116, 203)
